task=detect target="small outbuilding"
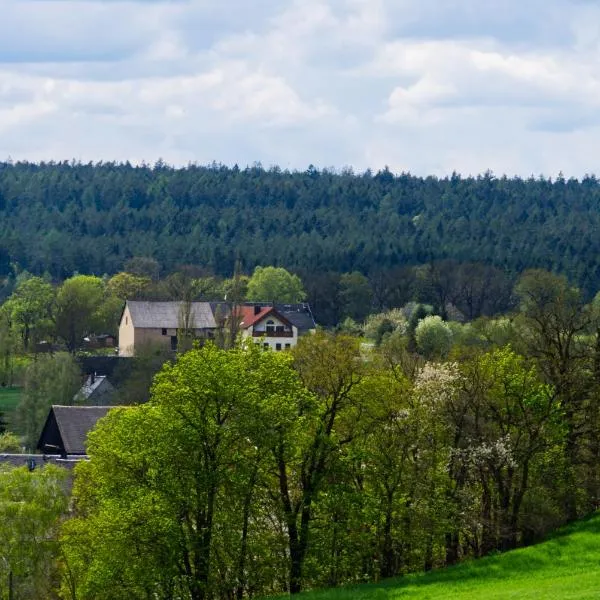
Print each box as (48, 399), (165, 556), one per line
(37, 405), (114, 458)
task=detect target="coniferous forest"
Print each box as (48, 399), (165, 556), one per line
(1, 161), (600, 296)
(5, 161), (600, 598)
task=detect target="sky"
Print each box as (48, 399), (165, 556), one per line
(1, 0), (599, 176)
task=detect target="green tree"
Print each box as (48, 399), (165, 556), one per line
(515, 269), (591, 520)
(246, 266), (306, 303)
(338, 271), (373, 322)
(16, 353), (81, 450)
(414, 315), (453, 360)
(55, 275), (105, 351)
(60, 343), (306, 600)
(106, 272), (151, 300)
(0, 432), (22, 452)
(270, 332), (363, 593)
(4, 276), (56, 351)
(0, 465), (69, 600)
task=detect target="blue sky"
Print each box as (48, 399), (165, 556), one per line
(0, 0), (599, 176)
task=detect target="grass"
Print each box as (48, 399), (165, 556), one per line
(278, 514), (600, 600)
(0, 387), (21, 432)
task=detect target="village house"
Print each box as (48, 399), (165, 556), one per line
(119, 301), (217, 357)
(235, 305), (298, 351)
(118, 300), (316, 356)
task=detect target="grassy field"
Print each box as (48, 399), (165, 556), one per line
(0, 387), (21, 432)
(278, 514), (600, 600)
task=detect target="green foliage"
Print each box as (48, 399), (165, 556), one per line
(16, 353), (81, 450)
(414, 315), (453, 359)
(61, 342), (308, 600)
(0, 431), (22, 452)
(363, 309), (407, 346)
(0, 465), (69, 600)
(246, 266), (306, 303)
(0, 164), (597, 303)
(263, 513), (600, 600)
(4, 276), (55, 351)
(105, 272), (151, 300)
(55, 275), (106, 351)
(338, 271), (373, 322)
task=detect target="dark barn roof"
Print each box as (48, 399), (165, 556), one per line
(37, 405), (114, 456)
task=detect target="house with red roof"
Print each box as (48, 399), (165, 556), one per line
(235, 305), (298, 351)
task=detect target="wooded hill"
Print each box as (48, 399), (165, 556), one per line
(1, 162), (599, 294)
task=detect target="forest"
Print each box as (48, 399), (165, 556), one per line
(3, 161), (600, 598)
(1, 161), (600, 304)
(2, 267), (600, 599)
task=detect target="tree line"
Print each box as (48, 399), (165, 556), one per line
(2, 161), (600, 304)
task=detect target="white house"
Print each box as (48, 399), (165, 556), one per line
(236, 305), (298, 351)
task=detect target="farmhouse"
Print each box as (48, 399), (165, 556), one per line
(119, 300), (217, 357)
(235, 305), (298, 351)
(119, 300), (316, 356)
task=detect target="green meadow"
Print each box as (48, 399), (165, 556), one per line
(277, 514), (600, 600)
(0, 387), (21, 433)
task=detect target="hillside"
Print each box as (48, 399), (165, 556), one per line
(2, 163), (600, 294)
(282, 514), (600, 600)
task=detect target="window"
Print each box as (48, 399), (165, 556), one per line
(162, 328), (167, 336)
(285, 343), (291, 349)
(263, 343), (270, 350)
(276, 325), (284, 333)
(266, 319), (275, 334)
(170, 336), (178, 351)
(276, 343), (282, 351)
(125, 316), (128, 325)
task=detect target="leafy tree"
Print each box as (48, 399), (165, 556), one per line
(4, 276), (55, 351)
(61, 343), (306, 600)
(414, 315), (453, 360)
(16, 353), (81, 450)
(338, 271), (373, 322)
(0, 305), (18, 387)
(456, 348), (561, 552)
(246, 266), (306, 303)
(106, 272), (151, 300)
(515, 269), (591, 520)
(123, 256), (160, 281)
(363, 309), (407, 346)
(271, 332), (363, 593)
(0, 465), (69, 600)
(55, 275), (105, 351)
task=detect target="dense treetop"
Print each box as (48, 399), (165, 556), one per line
(1, 161), (600, 294)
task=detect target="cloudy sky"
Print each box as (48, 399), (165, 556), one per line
(1, 0), (599, 176)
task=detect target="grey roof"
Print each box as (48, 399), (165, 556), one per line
(211, 302), (317, 334)
(52, 405), (113, 455)
(75, 375), (116, 404)
(275, 304), (317, 333)
(127, 301), (217, 329)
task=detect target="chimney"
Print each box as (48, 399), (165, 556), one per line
(254, 305), (261, 315)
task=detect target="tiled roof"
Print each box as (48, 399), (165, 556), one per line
(126, 301), (216, 329)
(237, 306), (276, 328)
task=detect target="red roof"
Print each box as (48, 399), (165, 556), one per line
(233, 306), (294, 329)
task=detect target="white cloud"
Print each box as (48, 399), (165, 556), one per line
(0, 0), (599, 176)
